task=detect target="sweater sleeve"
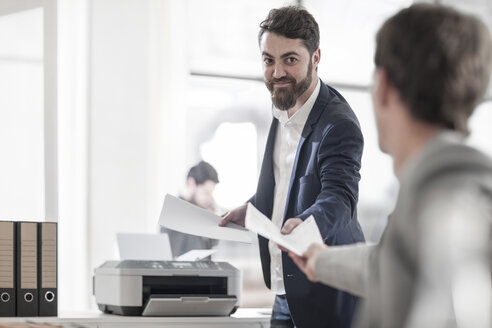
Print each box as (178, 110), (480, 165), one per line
(314, 242), (375, 297)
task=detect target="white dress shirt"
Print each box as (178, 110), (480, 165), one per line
(269, 79), (321, 294)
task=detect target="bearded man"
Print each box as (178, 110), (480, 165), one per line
(220, 6), (365, 328)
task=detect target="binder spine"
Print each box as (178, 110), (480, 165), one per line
(16, 222), (38, 317)
(0, 221), (16, 317)
(38, 222), (57, 316)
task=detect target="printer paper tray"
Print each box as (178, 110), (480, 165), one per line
(142, 294), (237, 316)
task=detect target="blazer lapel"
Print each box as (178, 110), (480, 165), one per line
(256, 118), (278, 219)
(282, 82), (329, 221)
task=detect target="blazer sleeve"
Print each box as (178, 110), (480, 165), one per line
(315, 243), (374, 297)
(297, 118), (363, 240)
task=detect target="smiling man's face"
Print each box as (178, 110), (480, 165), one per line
(261, 32), (316, 111)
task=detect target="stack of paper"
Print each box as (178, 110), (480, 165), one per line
(158, 194), (323, 256)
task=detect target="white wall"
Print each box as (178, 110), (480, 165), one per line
(88, 0), (153, 269)
(0, 8), (45, 220)
(58, 0), (90, 311)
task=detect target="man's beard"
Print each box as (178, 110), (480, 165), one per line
(265, 60), (313, 111)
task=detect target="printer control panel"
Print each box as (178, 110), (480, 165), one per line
(117, 260), (220, 270)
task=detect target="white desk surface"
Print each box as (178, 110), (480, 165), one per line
(0, 308), (272, 328)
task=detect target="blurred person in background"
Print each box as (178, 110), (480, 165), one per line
(287, 4), (492, 328)
(162, 160), (219, 258)
(220, 6), (365, 328)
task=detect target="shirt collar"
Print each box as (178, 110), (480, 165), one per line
(272, 78), (321, 127)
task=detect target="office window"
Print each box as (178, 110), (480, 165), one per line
(338, 89), (397, 242)
(185, 75), (272, 209)
(186, 0), (294, 78)
(200, 122), (258, 209)
(304, 0), (412, 86)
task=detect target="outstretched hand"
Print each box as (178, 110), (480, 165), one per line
(219, 203), (247, 227)
(288, 243), (327, 282)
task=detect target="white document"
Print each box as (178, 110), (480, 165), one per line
(175, 249), (217, 261)
(117, 233), (173, 261)
(159, 194), (254, 243)
(245, 202), (323, 256)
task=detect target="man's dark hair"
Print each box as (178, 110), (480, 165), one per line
(187, 161), (219, 185)
(375, 4), (492, 134)
(258, 6), (320, 55)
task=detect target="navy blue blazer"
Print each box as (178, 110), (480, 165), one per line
(251, 81), (365, 328)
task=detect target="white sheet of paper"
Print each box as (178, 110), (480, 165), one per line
(245, 202), (323, 256)
(159, 194), (254, 243)
(117, 233), (173, 261)
(175, 249), (217, 261)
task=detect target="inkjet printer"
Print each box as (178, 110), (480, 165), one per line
(93, 260), (241, 316)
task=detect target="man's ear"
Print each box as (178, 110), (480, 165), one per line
(186, 177), (197, 189)
(311, 48), (321, 71)
(373, 68), (392, 107)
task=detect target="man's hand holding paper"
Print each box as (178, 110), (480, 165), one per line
(159, 194), (254, 243)
(219, 203), (247, 227)
(244, 203), (323, 256)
